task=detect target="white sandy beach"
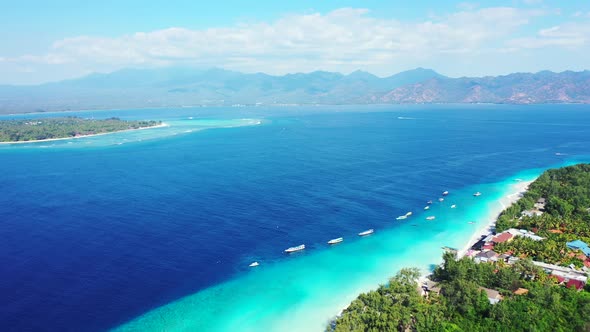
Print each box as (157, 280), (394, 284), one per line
(0, 122), (169, 145)
(456, 179), (534, 259)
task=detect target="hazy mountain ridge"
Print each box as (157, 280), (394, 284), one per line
(0, 68), (588, 113)
(381, 71), (590, 104)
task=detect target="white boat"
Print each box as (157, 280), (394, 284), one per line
(426, 216), (436, 220)
(249, 261), (260, 267)
(424, 206), (430, 210)
(451, 204), (456, 209)
(328, 237), (344, 245)
(473, 192), (482, 197)
(358, 229), (374, 236)
(468, 221), (475, 224)
(396, 215), (407, 220)
(427, 200), (433, 204)
(284, 244), (305, 253)
(405, 212), (413, 216)
(442, 191), (449, 196)
(438, 198), (444, 202)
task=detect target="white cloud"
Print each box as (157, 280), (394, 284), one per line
(507, 22), (590, 49)
(1, 6), (583, 83)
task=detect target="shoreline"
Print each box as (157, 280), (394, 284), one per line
(0, 122), (169, 145)
(456, 179), (534, 259)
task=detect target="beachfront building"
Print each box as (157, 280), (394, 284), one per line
(474, 250), (498, 264)
(566, 240), (590, 257)
(479, 287), (503, 304)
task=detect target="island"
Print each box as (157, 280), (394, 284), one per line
(329, 164), (590, 332)
(0, 117), (163, 143)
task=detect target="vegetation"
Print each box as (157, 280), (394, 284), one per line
(0, 117), (161, 142)
(495, 164), (590, 265)
(329, 252), (590, 332)
(330, 164), (590, 331)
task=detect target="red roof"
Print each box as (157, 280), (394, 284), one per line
(552, 275), (566, 283)
(566, 279), (585, 291)
(492, 232), (513, 243)
(482, 243), (495, 250)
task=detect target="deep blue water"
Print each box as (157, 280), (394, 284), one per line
(1, 104), (590, 331)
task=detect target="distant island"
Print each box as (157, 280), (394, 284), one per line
(329, 164), (590, 331)
(0, 117), (163, 143)
(0, 67), (589, 113)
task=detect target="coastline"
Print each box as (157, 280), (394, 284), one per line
(0, 122), (169, 145)
(456, 179), (533, 259)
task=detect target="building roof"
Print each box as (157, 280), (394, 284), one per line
(581, 247), (590, 257)
(513, 288), (529, 295)
(479, 287), (502, 299)
(566, 279), (585, 291)
(567, 240), (588, 249)
(492, 232), (513, 243)
(537, 198), (546, 204)
(476, 250), (498, 259)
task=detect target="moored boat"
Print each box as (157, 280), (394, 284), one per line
(249, 261), (259, 267)
(396, 215), (407, 220)
(358, 229), (374, 236)
(328, 237), (344, 245)
(284, 244), (305, 253)
(442, 191), (449, 196)
(424, 206), (430, 210)
(426, 216), (436, 220)
(427, 200), (433, 204)
(438, 198), (444, 202)
(405, 212), (413, 216)
(473, 192), (482, 197)
(451, 204), (456, 208)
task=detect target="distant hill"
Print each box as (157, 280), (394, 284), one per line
(0, 68), (588, 113)
(381, 71), (590, 104)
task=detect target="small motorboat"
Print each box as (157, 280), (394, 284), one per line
(249, 262), (260, 267)
(451, 204), (456, 209)
(427, 200), (433, 205)
(328, 237), (344, 245)
(473, 192), (482, 197)
(424, 206), (430, 210)
(405, 212), (413, 216)
(442, 191), (449, 196)
(358, 229), (374, 236)
(438, 198), (444, 202)
(426, 216), (436, 220)
(284, 244), (306, 253)
(396, 215), (407, 220)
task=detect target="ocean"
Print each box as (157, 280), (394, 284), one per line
(1, 104), (590, 331)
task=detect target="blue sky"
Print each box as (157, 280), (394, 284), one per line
(1, 0), (589, 84)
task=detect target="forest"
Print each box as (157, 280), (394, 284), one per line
(329, 252), (590, 331)
(0, 117), (161, 142)
(494, 164), (590, 266)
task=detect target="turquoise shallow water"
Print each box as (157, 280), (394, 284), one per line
(2, 105), (590, 332)
(112, 167), (558, 332)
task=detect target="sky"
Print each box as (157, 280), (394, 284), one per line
(1, 0), (589, 85)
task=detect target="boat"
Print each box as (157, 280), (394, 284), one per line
(284, 244), (305, 253)
(442, 191), (449, 196)
(438, 198), (444, 202)
(426, 216), (436, 220)
(249, 261), (259, 267)
(396, 215), (407, 220)
(405, 212), (413, 216)
(451, 204), (456, 209)
(427, 200), (433, 204)
(358, 229), (374, 236)
(468, 221), (475, 224)
(328, 237), (344, 245)
(424, 206), (430, 210)
(473, 192), (482, 197)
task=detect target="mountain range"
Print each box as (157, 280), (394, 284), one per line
(1, 67), (589, 113)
